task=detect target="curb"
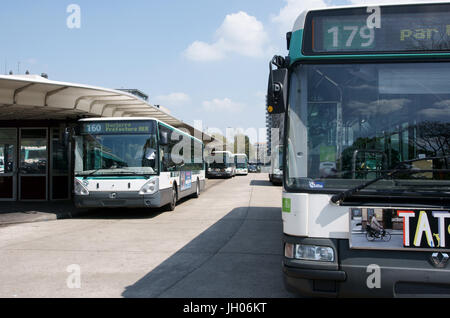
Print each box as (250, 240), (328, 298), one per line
(0, 207), (91, 226)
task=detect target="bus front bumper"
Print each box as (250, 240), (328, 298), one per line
(270, 173), (283, 183)
(283, 235), (450, 298)
(74, 189), (172, 208)
(207, 171), (233, 178)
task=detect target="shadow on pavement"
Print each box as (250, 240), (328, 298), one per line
(72, 195), (194, 220)
(121, 206), (294, 298)
(0, 200), (91, 225)
(0, 200), (78, 214)
(250, 180), (275, 187)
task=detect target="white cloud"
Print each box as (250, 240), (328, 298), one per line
(184, 41), (225, 62)
(202, 98), (245, 112)
(154, 92), (191, 107)
(418, 99), (450, 119)
(350, 0), (443, 4)
(271, 0), (328, 32)
(184, 11), (269, 62)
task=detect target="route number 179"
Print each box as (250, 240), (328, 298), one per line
(327, 25), (375, 49)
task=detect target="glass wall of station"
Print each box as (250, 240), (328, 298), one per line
(0, 123), (73, 201)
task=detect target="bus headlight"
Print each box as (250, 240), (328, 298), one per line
(139, 178), (158, 195)
(74, 178), (89, 196)
(285, 243), (334, 262)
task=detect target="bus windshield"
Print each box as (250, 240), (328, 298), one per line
(235, 155), (248, 169)
(209, 152), (234, 169)
(286, 62), (450, 193)
(75, 123), (158, 176)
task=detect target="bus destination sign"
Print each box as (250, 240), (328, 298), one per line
(81, 121), (153, 135)
(303, 3), (450, 55)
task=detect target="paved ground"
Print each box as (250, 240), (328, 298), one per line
(0, 201), (90, 226)
(0, 173), (295, 298)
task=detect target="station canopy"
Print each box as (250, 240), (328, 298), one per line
(0, 74), (212, 141)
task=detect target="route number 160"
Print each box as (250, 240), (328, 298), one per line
(86, 124), (101, 133)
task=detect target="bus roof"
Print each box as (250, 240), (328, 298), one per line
(292, 1), (449, 32)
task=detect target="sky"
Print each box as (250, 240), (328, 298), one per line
(0, 0), (436, 143)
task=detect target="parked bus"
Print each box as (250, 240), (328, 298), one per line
(269, 145), (283, 185)
(74, 118), (205, 211)
(206, 150), (236, 178)
(268, 2), (450, 297)
(234, 153), (248, 175)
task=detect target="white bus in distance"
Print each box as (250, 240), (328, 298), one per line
(74, 118), (205, 211)
(206, 150), (236, 178)
(234, 153), (248, 175)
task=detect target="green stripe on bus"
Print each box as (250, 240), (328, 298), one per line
(282, 198), (291, 213)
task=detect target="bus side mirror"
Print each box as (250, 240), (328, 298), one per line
(267, 56), (288, 114)
(160, 131), (168, 146)
(63, 127), (75, 147)
(163, 153), (171, 166)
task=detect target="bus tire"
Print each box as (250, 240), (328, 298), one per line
(167, 185), (177, 211)
(193, 179), (200, 198)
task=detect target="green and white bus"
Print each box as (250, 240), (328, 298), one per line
(74, 118), (205, 211)
(269, 145), (283, 185)
(206, 150), (236, 178)
(234, 153), (248, 175)
(268, 2), (450, 297)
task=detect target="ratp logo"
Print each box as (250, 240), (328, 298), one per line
(66, 4), (81, 29)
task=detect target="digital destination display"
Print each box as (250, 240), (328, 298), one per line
(303, 3), (450, 55)
(81, 121), (154, 135)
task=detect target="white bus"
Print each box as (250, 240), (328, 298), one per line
(269, 145), (282, 185)
(206, 150), (236, 178)
(234, 153), (248, 175)
(268, 2), (450, 297)
(74, 118), (205, 211)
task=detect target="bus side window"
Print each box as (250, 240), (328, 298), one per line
(159, 125), (172, 172)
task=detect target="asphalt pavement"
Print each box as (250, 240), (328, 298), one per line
(0, 174), (295, 298)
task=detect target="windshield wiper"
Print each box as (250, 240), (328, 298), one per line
(79, 168), (153, 178)
(330, 155), (450, 204)
(80, 168), (103, 177)
(114, 171), (152, 177)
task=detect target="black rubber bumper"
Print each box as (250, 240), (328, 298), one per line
(283, 235), (450, 298)
(208, 172), (233, 178)
(271, 174), (283, 183)
(283, 266), (346, 282)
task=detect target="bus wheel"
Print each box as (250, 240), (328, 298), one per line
(167, 185), (177, 211)
(193, 179), (200, 198)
